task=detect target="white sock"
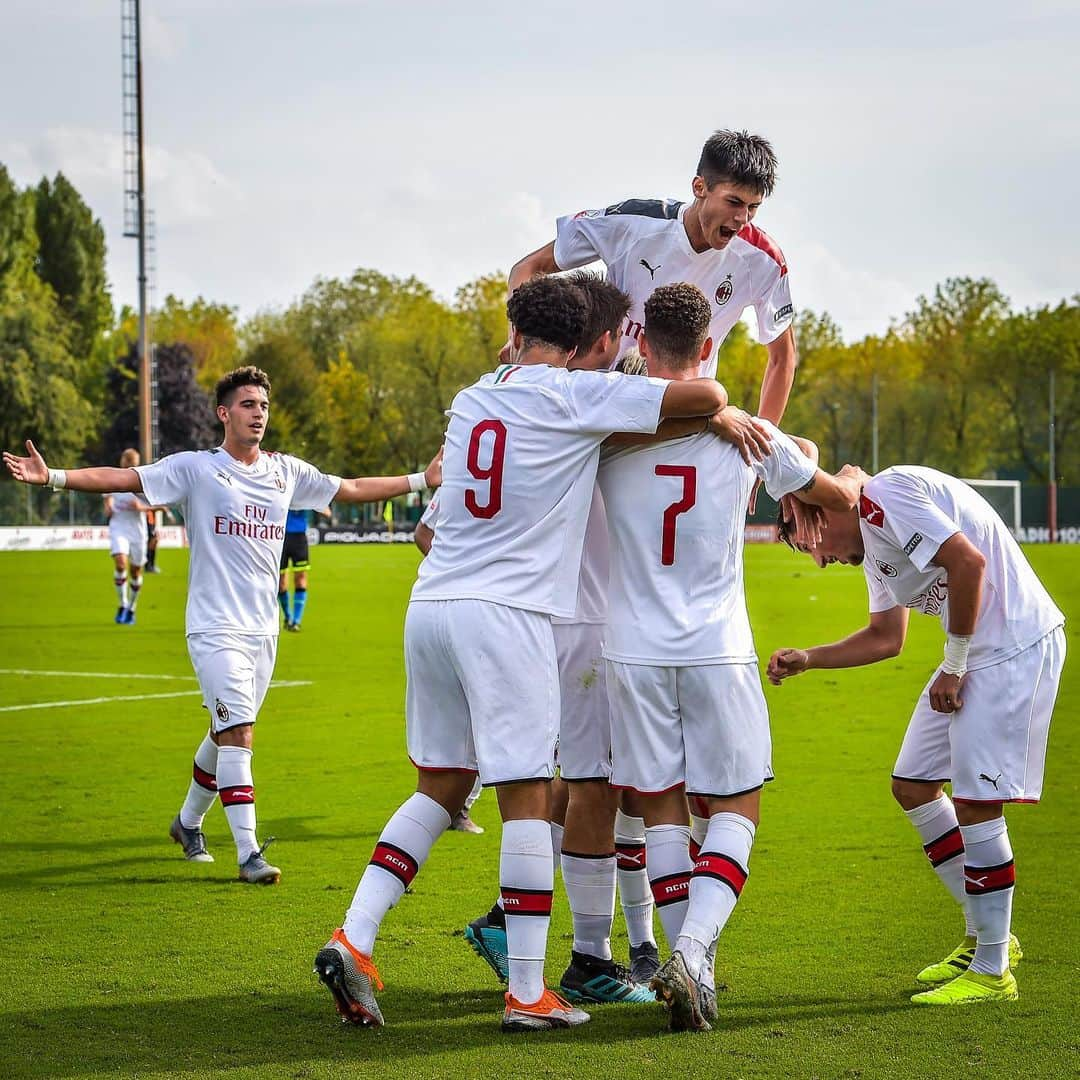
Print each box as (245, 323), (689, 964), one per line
(905, 796), (976, 937)
(128, 575), (142, 611)
(961, 818), (1014, 976)
(676, 813), (754, 980)
(343, 792), (450, 955)
(561, 852), (616, 961)
(114, 573), (128, 607)
(464, 777), (482, 811)
(217, 745), (258, 864)
(179, 733), (218, 829)
(615, 809), (654, 947)
(501, 819), (554, 1005)
(690, 814), (708, 861)
(646, 823), (692, 951)
(550, 821), (565, 881)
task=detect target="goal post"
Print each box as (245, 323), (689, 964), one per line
(962, 479), (1022, 537)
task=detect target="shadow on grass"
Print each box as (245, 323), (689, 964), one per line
(1, 988), (913, 1077)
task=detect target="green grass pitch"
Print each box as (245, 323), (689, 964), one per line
(0, 545), (1076, 1079)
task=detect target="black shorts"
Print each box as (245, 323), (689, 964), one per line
(280, 531), (310, 571)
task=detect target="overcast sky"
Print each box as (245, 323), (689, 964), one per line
(3, 0), (1078, 340)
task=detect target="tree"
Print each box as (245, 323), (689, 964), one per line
(101, 341), (216, 463)
(33, 173), (112, 361)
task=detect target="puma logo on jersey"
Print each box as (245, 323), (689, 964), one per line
(639, 258), (661, 279)
(979, 772), (1002, 789)
(216, 471), (233, 487)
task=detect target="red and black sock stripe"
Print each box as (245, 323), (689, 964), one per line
(219, 784), (254, 806)
(689, 837), (702, 862)
(964, 859), (1015, 895)
(193, 763), (217, 793)
(369, 841), (420, 889)
(500, 887), (553, 917)
(924, 825), (964, 868)
(616, 842), (646, 872)
(649, 871), (690, 907)
(693, 852), (749, 898)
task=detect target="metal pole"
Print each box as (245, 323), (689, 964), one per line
(871, 371), (880, 474)
(134, 0), (151, 463)
(1048, 368), (1057, 544)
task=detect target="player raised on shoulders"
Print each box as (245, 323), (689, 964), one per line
(769, 466), (1065, 1005)
(509, 128), (796, 423)
(4, 365), (442, 886)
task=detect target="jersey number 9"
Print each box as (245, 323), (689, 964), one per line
(465, 420), (507, 519)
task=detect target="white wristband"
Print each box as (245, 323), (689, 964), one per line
(47, 468), (67, 490)
(407, 471), (427, 493)
(941, 633), (972, 676)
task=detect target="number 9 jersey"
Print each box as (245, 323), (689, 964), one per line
(411, 363), (667, 617)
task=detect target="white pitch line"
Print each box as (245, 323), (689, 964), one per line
(0, 668), (197, 681)
(0, 680), (312, 714)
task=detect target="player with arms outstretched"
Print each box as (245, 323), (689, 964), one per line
(4, 366), (441, 885)
(769, 467), (1065, 1005)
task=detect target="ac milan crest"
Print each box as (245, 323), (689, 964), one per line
(215, 699), (230, 723)
(875, 560), (898, 577)
(715, 275), (733, 306)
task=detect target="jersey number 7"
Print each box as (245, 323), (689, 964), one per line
(655, 465), (697, 565)
(465, 420), (507, 519)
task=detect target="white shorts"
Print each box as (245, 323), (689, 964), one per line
(110, 527), (147, 567)
(553, 621), (611, 781)
(405, 599), (559, 786)
(893, 627), (1065, 803)
(186, 632), (278, 733)
(607, 660), (772, 797)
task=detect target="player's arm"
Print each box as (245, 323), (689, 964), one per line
(415, 521), (435, 556)
(4, 441), (141, 493)
(658, 379), (728, 419)
(789, 463), (869, 513)
(767, 605), (909, 684)
(605, 407), (773, 464)
(925, 532), (986, 713)
(508, 241), (559, 293)
(334, 448), (442, 504)
(757, 328), (797, 425)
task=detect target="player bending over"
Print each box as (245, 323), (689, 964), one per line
(598, 283), (865, 1030)
(4, 365), (441, 885)
(312, 275), (727, 1033)
(104, 447), (171, 625)
(769, 466), (1065, 1005)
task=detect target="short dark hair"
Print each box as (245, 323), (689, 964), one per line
(643, 283), (712, 368)
(215, 365), (272, 407)
(776, 505), (795, 549)
(563, 270), (631, 353)
(697, 130), (777, 197)
(506, 276), (588, 354)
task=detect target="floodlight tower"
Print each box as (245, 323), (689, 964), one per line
(121, 0), (156, 461)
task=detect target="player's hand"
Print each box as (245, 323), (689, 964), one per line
(838, 463), (871, 487)
(424, 446), (444, 489)
(767, 648), (810, 685)
(2, 440), (48, 486)
(929, 671), (964, 713)
(497, 338), (512, 365)
(782, 493), (826, 551)
(710, 407), (772, 465)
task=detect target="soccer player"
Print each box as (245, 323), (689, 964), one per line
(768, 467), (1066, 1005)
(279, 506), (327, 632)
(103, 448), (170, 625)
(508, 129), (796, 422)
(3, 365), (441, 884)
(312, 275), (728, 1032)
(597, 283), (865, 1030)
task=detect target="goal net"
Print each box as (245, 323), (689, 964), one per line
(962, 479), (1022, 536)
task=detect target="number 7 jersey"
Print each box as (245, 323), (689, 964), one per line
(411, 363), (667, 617)
(598, 421), (816, 665)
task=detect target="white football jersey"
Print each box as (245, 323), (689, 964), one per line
(551, 486), (609, 626)
(137, 448), (340, 635)
(860, 466), (1064, 670)
(554, 200), (794, 378)
(412, 363), (667, 617)
(419, 494), (440, 529)
(599, 420), (816, 664)
(107, 491), (148, 537)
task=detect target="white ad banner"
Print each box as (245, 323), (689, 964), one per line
(0, 525), (188, 552)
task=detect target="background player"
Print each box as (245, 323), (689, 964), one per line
(598, 284), (865, 1029)
(278, 506), (329, 632)
(508, 129), (796, 422)
(769, 466), (1065, 1005)
(4, 365), (442, 885)
(312, 276), (728, 1033)
(103, 447), (170, 625)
